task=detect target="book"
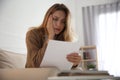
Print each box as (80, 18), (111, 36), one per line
(48, 75), (114, 80)
(48, 70), (115, 80)
(57, 70), (110, 76)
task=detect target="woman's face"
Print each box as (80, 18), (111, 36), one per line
(52, 10), (66, 35)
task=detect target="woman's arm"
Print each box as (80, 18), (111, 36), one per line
(25, 29), (48, 68)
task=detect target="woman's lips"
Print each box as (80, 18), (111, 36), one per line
(54, 28), (62, 34)
(54, 28), (60, 31)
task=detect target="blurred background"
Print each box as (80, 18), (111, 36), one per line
(0, 0), (120, 76)
(0, 0), (117, 53)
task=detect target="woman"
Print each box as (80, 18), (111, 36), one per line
(25, 3), (81, 69)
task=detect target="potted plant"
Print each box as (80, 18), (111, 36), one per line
(87, 64), (96, 71)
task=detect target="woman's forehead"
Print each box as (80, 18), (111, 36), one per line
(53, 10), (66, 19)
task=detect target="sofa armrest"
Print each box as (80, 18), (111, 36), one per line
(0, 48), (26, 68)
(0, 68), (59, 80)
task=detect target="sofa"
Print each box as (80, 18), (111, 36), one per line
(1, 49), (120, 80)
(0, 48), (59, 80)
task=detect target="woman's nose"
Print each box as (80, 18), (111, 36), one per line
(56, 21), (61, 27)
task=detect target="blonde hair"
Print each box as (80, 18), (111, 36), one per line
(38, 3), (77, 42)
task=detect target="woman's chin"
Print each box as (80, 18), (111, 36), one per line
(55, 32), (60, 35)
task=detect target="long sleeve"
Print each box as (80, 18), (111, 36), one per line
(25, 29), (48, 68)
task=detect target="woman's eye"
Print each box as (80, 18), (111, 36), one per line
(53, 18), (58, 21)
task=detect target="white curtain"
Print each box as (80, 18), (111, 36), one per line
(82, 1), (120, 76)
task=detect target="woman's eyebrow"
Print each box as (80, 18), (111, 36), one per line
(53, 15), (65, 20)
(53, 16), (59, 18)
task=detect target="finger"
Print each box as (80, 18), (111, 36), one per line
(67, 54), (81, 59)
(67, 56), (81, 62)
(67, 53), (79, 57)
(67, 56), (81, 64)
(47, 15), (53, 28)
(67, 58), (80, 64)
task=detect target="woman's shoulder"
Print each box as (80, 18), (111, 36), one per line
(26, 27), (37, 35)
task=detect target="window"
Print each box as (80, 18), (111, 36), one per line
(82, 2), (120, 76)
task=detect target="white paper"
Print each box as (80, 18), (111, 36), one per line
(40, 40), (80, 70)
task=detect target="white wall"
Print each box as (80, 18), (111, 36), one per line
(0, 0), (118, 54)
(0, 0), (76, 54)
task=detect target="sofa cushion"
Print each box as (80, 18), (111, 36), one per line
(0, 48), (26, 68)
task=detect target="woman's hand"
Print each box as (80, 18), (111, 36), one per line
(46, 15), (55, 39)
(66, 52), (81, 66)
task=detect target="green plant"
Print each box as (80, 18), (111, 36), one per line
(87, 64), (96, 69)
